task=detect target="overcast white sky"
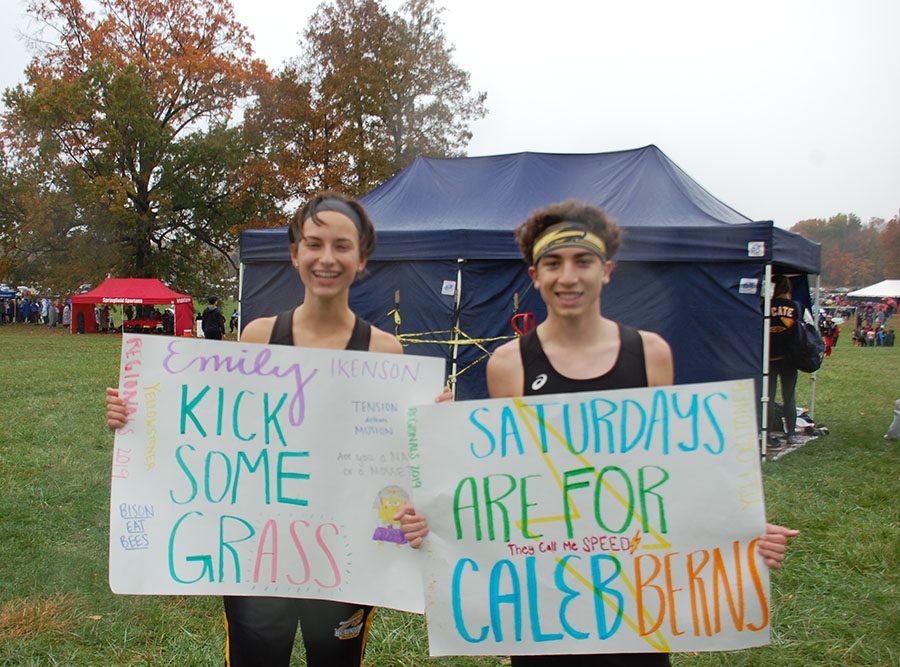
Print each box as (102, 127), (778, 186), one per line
(2, 0), (898, 228)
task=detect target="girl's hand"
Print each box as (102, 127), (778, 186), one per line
(106, 387), (128, 431)
(394, 504), (430, 549)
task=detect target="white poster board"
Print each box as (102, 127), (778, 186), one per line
(409, 379), (770, 655)
(109, 334), (445, 613)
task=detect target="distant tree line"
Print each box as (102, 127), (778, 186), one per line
(0, 0), (486, 296)
(791, 213), (900, 288)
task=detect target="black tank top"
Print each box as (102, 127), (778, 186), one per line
(520, 322), (648, 395)
(268, 308), (371, 350)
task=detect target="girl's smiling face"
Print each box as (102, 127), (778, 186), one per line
(291, 210), (366, 299)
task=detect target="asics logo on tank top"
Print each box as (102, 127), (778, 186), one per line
(531, 373), (548, 391)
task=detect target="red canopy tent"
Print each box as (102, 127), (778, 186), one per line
(70, 278), (194, 336)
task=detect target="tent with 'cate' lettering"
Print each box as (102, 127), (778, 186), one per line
(239, 145), (821, 402)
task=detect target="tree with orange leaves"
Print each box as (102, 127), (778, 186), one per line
(791, 213), (889, 287)
(247, 0), (487, 198)
(0, 0), (274, 294)
(880, 216), (900, 279)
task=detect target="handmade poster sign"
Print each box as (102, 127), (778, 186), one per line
(409, 379), (769, 655)
(109, 334), (445, 613)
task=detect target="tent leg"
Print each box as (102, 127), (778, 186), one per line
(810, 273), (821, 420)
(761, 264), (773, 460)
(237, 262), (244, 342)
(449, 259), (465, 399)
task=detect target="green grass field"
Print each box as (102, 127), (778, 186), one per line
(0, 325), (897, 666)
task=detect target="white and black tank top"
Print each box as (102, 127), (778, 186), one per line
(268, 308), (371, 350)
(520, 323), (648, 395)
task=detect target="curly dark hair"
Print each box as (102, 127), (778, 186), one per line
(515, 200), (623, 264)
(288, 191), (377, 261)
(773, 275), (792, 297)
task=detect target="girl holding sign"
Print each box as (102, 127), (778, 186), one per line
(107, 192), (439, 667)
(396, 200), (799, 666)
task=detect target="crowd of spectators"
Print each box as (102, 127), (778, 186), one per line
(850, 301), (895, 347)
(0, 296), (69, 327)
(817, 293), (896, 349)
(0, 295), (181, 334)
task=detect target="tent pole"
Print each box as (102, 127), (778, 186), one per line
(810, 273), (821, 419)
(449, 259), (464, 398)
(761, 264), (773, 459)
(237, 262), (244, 342)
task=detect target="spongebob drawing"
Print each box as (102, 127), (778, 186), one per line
(371, 485), (409, 546)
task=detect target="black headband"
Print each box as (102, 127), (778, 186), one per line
(310, 197), (366, 235)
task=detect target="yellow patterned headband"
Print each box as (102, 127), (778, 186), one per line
(532, 222), (607, 264)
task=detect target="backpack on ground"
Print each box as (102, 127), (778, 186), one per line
(788, 313), (826, 373)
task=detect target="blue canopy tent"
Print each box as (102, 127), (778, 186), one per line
(239, 145), (820, 410)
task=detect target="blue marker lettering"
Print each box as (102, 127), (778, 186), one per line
(452, 558), (488, 642)
(468, 408), (496, 458)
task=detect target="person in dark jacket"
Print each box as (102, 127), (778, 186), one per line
(768, 275), (802, 446)
(200, 296), (226, 340)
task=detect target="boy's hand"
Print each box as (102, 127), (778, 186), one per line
(757, 523), (800, 568)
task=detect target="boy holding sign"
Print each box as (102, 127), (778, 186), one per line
(398, 201), (799, 665)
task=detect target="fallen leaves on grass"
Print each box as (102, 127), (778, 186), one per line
(0, 593), (78, 641)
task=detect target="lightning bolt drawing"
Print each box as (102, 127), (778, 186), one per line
(510, 398), (673, 652)
(630, 529), (641, 555)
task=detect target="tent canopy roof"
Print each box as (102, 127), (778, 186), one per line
(362, 145), (753, 230)
(241, 145), (820, 273)
(846, 279), (900, 298)
(70, 278), (192, 305)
